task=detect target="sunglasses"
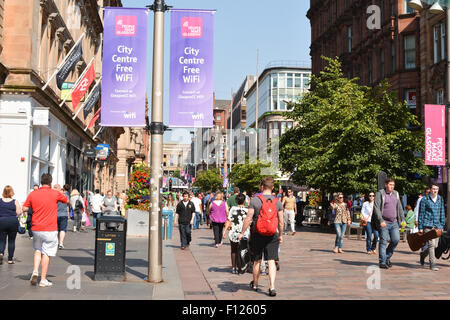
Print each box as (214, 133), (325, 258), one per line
(369, 195), (375, 197)
(338, 196), (344, 199)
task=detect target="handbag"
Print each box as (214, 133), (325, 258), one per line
(360, 219), (367, 227)
(18, 214), (26, 234)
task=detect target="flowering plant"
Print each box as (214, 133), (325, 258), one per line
(125, 163), (151, 211)
(307, 191), (322, 206)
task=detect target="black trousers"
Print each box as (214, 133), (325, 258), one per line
(179, 224), (192, 247)
(0, 217), (18, 260)
(212, 222), (225, 245)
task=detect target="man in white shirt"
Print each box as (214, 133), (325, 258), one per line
(90, 189), (104, 229)
(190, 192), (203, 230)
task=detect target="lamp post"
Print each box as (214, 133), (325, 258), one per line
(409, 0), (450, 230)
(146, 0), (171, 283)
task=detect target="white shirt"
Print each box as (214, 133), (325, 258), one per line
(414, 197), (423, 221)
(191, 197), (202, 212)
(361, 201), (374, 222)
(90, 194), (103, 213)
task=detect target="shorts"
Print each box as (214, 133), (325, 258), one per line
(32, 231), (58, 257)
(250, 231), (280, 262)
(57, 217), (68, 232)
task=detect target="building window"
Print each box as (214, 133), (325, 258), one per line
(405, 89), (416, 113)
(442, 23), (446, 60)
(391, 42), (396, 72)
(217, 115), (221, 121)
(348, 26), (353, 53)
(380, 49), (385, 79)
(404, 0), (415, 14)
(437, 89), (444, 105)
(434, 23), (446, 63)
(170, 155), (174, 167)
(389, 0), (394, 16)
(368, 58), (373, 84)
(404, 35), (416, 69)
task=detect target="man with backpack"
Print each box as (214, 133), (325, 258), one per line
(238, 176), (284, 297)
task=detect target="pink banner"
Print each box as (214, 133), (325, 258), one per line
(425, 104), (446, 166)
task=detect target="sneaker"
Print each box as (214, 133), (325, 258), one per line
(231, 268), (237, 274)
(430, 265), (439, 271)
(30, 270), (39, 286)
(39, 279), (53, 287)
(379, 264), (389, 269)
(292, 232), (296, 236)
(386, 260), (392, 268)
(58, 244), (64, 250)
(268, 288), (277, 297)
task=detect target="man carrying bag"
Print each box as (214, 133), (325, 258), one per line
(418, 184), (445, 271)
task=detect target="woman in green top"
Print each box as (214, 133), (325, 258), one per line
(404, 205), (415, 229)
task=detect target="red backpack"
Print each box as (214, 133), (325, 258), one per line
(255, 195), (279, 236)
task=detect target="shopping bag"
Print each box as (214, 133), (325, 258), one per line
(83, 212), (91, 227)
(236, 239), (251, 274)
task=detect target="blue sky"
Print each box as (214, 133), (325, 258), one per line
(120, 0), (311, 143)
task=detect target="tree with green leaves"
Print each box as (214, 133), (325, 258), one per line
(279, 56), (431, 195)
(229, 161), (280, 193)
(193, 168), (222, 192)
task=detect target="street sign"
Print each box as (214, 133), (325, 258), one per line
(85, 148), (96, 158)
(95, 144), (109, 160)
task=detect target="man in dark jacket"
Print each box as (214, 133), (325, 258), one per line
(373, 177), (406, 269)
(175, 191), (195, 250)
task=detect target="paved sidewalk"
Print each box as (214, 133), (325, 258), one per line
(173, 223), (450, 300)
(0, 219), (184, 300)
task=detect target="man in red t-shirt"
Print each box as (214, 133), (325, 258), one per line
(23, 173), (69, 287)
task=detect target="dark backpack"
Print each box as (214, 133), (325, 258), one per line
(75, 197), (84, 211)
(255, 195), (279, 236)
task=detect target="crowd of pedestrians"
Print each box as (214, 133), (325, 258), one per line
(0, 173), (127, 287)
(1, 171), (449, 295)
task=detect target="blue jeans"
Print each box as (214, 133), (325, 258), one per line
(364, 222), (379, 252)
(93, 212), (102, 229)
(193, 212), (202, 229)
(379, 222), (400, 265)
(334, 223), (347, 249)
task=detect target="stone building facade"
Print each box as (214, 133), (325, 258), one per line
(0, 0), (123, 201)
(308, 0), (421, 119)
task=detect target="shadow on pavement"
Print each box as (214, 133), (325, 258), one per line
(208, 266), (231, 273)
(217, 281), (253, 293)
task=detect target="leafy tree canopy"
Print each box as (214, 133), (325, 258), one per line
(279, 57), (431, 195)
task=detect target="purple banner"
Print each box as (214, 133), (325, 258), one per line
(101, 8), (148, 127)
(169, 9), (215, 128)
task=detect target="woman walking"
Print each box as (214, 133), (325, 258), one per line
(101, 190), (119, 230)
(0, 186), (22, 264)
(208, 191), (228, 248)
(361, 192), (379, 255)
(330, 193), (351, 253)
(223, 194), (249, 274)
(70, 189), (85, 232)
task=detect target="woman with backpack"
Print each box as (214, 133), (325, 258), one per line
(70, 189), (85, 232)
(208, 191), (228, 248)
(223, 193), (250, 274)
